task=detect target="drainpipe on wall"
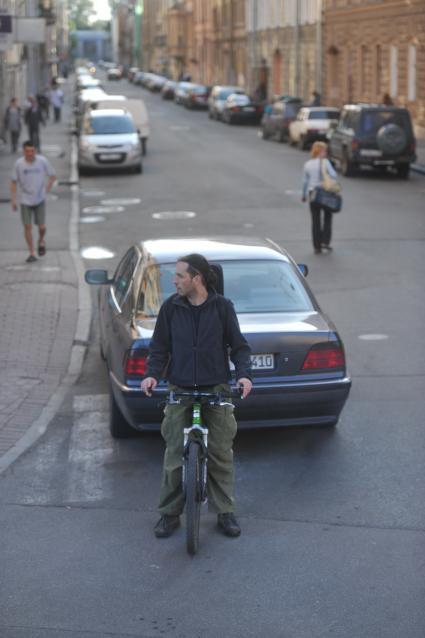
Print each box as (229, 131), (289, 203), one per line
(294, 0), (300, 97)
(316, 0), (322, 94)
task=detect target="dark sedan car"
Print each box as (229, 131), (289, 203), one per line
(260, 97), (303, 142)
(184, 84), (210, 109)
(222, 94), (263, 125)
(85, 238), (351, 438)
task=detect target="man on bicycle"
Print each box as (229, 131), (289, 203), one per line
(141, 253), (252, 539)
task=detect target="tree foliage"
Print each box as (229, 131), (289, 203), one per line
(68, 0), (97, 30)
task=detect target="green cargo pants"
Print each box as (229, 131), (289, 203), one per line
(158, 383), (238, 516)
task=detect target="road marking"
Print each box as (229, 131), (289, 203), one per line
(82, 205), (124, 214)
(152, 211), (196, 220)
(80, 246), (115, 259)
(82, 190), (105, 197)
(358, 334), (389, 341)
(67, 394), (114, 502)
(80, 215), (106, 223)
(101, 197), (141, 206)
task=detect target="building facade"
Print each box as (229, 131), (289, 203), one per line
(323, 0), (425, 136)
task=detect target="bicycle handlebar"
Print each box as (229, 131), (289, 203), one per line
(153, 387), (243, 406)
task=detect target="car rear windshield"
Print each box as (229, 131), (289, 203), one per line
(360, 110), (412, 135)
(308, 110), (339, 120)
(219, 88), (242, 99)
(86, 115), (135, 135)
(137, 260), (314, 317)
(191, 86), (208, 94)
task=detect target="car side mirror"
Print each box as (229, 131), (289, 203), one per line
(297, 264), (309, 277)
(85, 269), (112, 285)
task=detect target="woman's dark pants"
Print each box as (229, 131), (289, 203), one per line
(309, 202), (332, 249)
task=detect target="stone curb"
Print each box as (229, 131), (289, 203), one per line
(0, 136), (90, 475)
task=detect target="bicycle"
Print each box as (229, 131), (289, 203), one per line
(164, 389), (239, 555)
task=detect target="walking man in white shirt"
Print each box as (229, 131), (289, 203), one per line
(50, 83), (64, 123)
(10, 140), (56, 263)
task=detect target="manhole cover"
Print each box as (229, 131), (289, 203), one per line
(82, 205), (124, 214)
(81, 246), (115, 259)
(152, 211), (196, 220)
(101, 197), (141, 206)
(80, 215), (106, 223)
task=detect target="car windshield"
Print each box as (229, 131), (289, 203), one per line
(308, 110), (339, 120)
(219, 88), (241, 99)
(191, 86), (208, 94)
(137, 260), (313, 317)
(230, 95), (250, 105)
(85, 115), (135, 135)
(360, 110), (411, 135)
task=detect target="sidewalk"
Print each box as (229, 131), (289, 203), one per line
(0, 81), (88, 471)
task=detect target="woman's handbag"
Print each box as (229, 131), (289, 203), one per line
(310, 186), (342, 213)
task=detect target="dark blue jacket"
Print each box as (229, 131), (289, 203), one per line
(146, 291), (251, 386)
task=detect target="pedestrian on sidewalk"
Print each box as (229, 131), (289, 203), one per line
(50, 83), (64, 123)
(301, 141), (338, 254)
(10, 140), (56, 263)
(3, 98), (22, 153)
(24, 96), (43, 151)
(37, 86), (51, 122)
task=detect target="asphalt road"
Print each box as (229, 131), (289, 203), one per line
(0, 75), (424, 638)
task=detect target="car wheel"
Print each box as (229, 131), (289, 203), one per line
(341, 150), (355, 177)
(261, 127), (270, 140)
(109, 386), (134, 438)
(141, 138), (147, 156)
(298, 135), (306, 150)
(278, 129), (287, 143)
(208, 110), (213, 119)
(397, 164), (410, 179)
(134, 163), (142, 174)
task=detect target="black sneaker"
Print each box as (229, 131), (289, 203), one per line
(154, 515), (180, 538)
(217, 513), (241, 537)
(26, 255), (37, 263)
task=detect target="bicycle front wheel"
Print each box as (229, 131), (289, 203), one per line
(185, 441), (203, 555)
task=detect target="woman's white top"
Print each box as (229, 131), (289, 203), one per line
(302, 158), (337, 199)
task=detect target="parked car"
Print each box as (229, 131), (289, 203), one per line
(76, 74), (103, 92)
(289, 107), (340, 149)
(128, 67), (139, 82)
(260, 97), (303, 142)
(327, 104), (416, 178)
(107, 67), (123, 80)
(208, 85), (245, 120)
(174, 81), (195, 105)
(85, 237), (351, 437)
(161, 80), (177, 100)
(133, 71), (146, 86)
(85, 96), (150, 155)
(222, 94), (263, 125)
(77, 109), (142, 174)
(184, 83), (210, 109)
(146, 74), (167, 92)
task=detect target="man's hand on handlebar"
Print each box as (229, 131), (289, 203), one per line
(141, 377), (157, 396)
(237, 377), (252, 400)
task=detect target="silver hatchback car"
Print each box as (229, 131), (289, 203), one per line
(78, 109), (142, 174)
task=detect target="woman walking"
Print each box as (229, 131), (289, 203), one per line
(302, 141), (338, 254)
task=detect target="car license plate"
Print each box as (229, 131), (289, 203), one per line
(360, 149), (382, 157)
(99, 153), (121, 161)
(374, 160), (394, 165)
(244, 107), (255, 112)
(229, 354), (274, 371)
(251, 354), (274, 369)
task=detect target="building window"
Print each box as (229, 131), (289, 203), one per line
(408, 43), (416, 101)
(390, 45), (398, 98)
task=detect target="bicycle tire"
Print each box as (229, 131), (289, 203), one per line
(186, 441), (202, 555)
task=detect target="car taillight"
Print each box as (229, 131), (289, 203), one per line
(351, 138), (359, 151)
(125, 350), (148, 376)
(231, 106), (240, 112)
(301, 344), (345, 371)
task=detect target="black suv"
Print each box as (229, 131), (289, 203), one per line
(328, 104), (416, 179)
